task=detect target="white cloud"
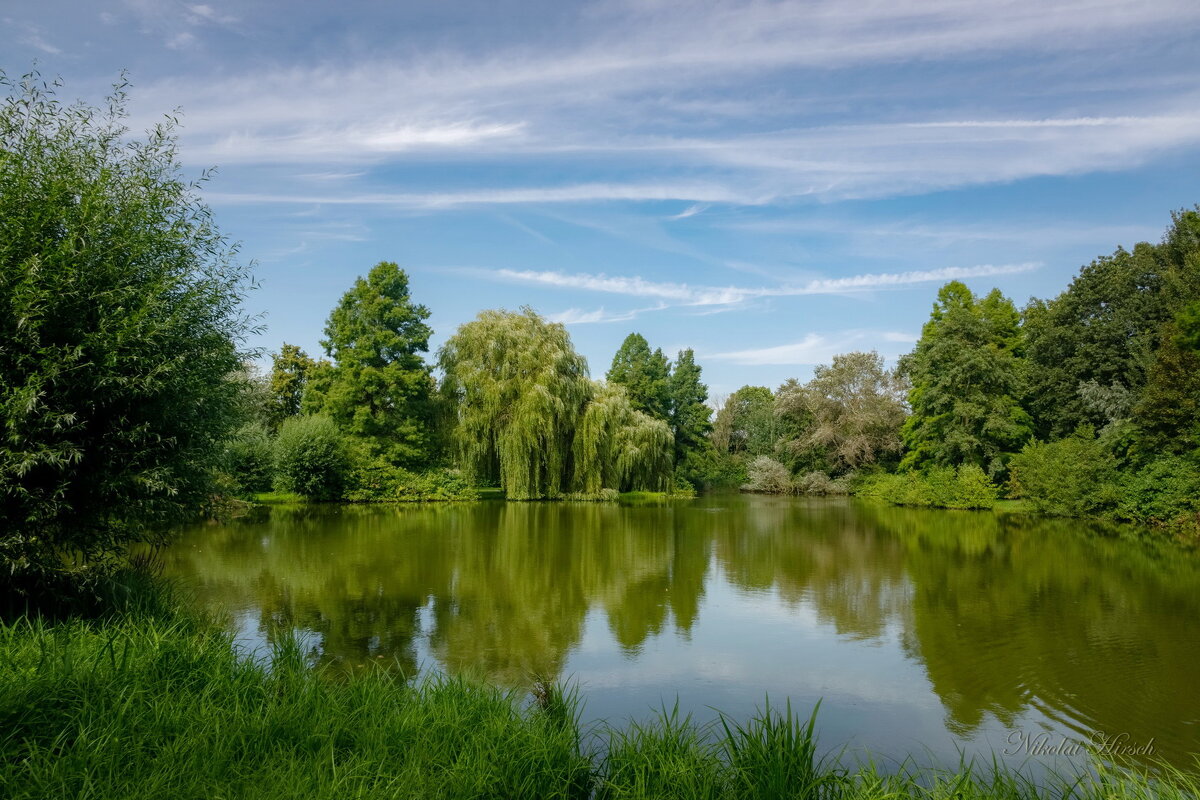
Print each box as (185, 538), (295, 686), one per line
(547, 306), (648, 324)
(206, 181), (760, 207)
(491, 263), (1039, 306)
(119, 0), (1200, 201)
(710, 329), (917, 365)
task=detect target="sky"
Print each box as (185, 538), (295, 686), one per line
(5, 0), (1200, 397)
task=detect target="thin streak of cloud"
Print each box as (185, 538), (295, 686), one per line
(547, 305), (664, 324)
(493, 262), (1039, 306)
(709, 329), (917, 365)
(206, 182), (763, 208)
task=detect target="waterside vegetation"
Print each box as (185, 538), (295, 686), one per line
(3, 592), (1197, 800)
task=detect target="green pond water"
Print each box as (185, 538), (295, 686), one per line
(163, 495), (1200, 770)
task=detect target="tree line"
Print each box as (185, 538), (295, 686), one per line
(4, 74), (1199, 597)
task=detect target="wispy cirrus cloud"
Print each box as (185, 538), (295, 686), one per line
(710, 329), (917, 366)
(546, 305), (664, 325)
(493, 262), (1039, 307)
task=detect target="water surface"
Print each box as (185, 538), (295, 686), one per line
(163, 496), (1200, 769)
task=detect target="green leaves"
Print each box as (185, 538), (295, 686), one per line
(303, 262), (434, 467)
(900, 282), (1031, 477)
(0, 71), (253, 579)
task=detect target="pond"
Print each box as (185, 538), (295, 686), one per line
(162, 495), (1200, 770)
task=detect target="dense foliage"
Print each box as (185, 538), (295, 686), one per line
(271, 415), (350, 501)
(0, 74), (254, 582)
(606, 333), (670, 419)
(439, 310), (674, 499)
(900, 282), (1031, 477)
(777, 351), (906, 473)
(303, 262), (436, 466)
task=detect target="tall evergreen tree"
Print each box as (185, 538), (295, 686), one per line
(606, 333), (671, 419)
(666, 348), (711, 465)
(900, 282), (1032, 476)
(302, 262), (434, 466)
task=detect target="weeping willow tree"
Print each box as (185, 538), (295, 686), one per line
(573, 382), (674, 495)
(439, 308), (589, 499)
(439, 309), (673, 499)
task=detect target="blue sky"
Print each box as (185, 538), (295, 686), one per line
(5, 1), (1200, 397)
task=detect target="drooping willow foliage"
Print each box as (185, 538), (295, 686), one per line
(439, 309), (673, 499)
(573, 382), (673, 495)
(439, 309), (589, 499)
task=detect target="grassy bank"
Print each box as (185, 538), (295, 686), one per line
(3, 598), (1198, 800)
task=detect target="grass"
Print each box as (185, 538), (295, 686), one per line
(251, 490), (309, 505)
(2, 587), (1198, 799)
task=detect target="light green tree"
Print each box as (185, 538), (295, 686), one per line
(439, 309), (672, 499)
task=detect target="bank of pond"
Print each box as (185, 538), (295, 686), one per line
(2, 604), (1197, 800)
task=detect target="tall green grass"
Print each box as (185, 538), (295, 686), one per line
(2, 603), (1198, 799)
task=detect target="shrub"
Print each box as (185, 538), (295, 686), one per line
(856, 466), (997, 509)
(1008, 429), (1122, 516)
(742, 456), (795, 494)
(795, 471), (849, 496)
(1, 74), (254, 583)
(344, 456), (477, 502)
(1117, 457), (1200, 529)
(272, 416), (349, 501)
(223, 423), (274, 495)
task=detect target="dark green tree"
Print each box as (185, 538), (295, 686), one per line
(900, 282), (1032, 476)
(0, 73), (254, 583)
(267, 343), (316, 429)
(303, 262), (434, 466)
(606, 333), (671, 419)
(666, 348), (711, 465)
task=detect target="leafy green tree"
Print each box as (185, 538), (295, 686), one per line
(0, 73), (254, 583)
(439, 308), (589, 499)
(779, 351), (906, 474)
(303, 262), (434, 466)
(1024, 209), (1200, 455)
(666, 348), (711, 466)
(900, 282), (1032, 476)
(573, 382), (673, 494)
(606, 333), (670, 419)
(711, 386), (777, 459)
(439, 309), (672, 499)
(267, 343), (316, 429)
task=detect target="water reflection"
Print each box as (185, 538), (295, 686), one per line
(163, 496), (1200, 768)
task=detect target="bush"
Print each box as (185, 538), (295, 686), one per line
(272, 416), (350, 501)
(1008, 430), (1122, 516)
(742, 456), (794, 494)
(344, 456), (477, 502)
(1, 74), (254, 583)
(223, 423), (274, 495)
(1117, 457), (1200, 529)
(795, 471), (850, 496)
(856, 466), (997, 509)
